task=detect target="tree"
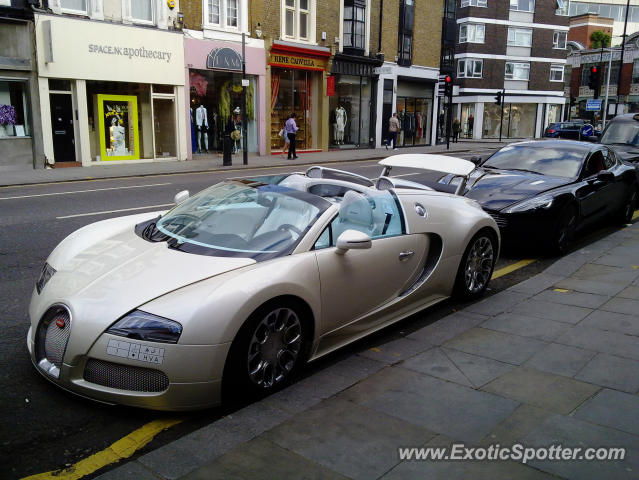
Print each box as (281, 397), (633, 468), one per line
(591, 30), (611, 49)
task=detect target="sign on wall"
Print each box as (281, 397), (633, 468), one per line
(269, 53), (327, 71)
(206, 48), (242, 71)
(326, 76), (335, 96)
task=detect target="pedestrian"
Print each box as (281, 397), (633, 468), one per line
(452, 117), (461, 143)
(279, 124), (290, 157)
(387, 113), (400, 150)
(468, 114), (474, 138)
(285, 113), (299, 159)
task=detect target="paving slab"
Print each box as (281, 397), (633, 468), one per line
(443, 347), (516, 388)
(524, 343), (596, 378)
(571, 263), (639, 284)
(543, 257), (588, 277)
(406, 310), (488, 345)
(443, 327), (548, 365)
(401, 347), (473, 387)
(575, 353), (639, 393)
(555, 326), (639, 360)
(357, 337), (431, 365)
(339, 366), (519, 443)
(506, 273), (565, 296)
(593, 253), (639, 268)
(96, 461), (159, 480)
(182, 437), (349, 480)
(618, 285), (639, 299)
(462, 291), (530, 316)
(263, 397), (435, 480)
(482, 367), (600, 414)
(508, 298), (592, 324)
(553, 278), (627, 296)
(579, 309), (639, 336)
(481, 312), (571, 342)
(532, 289), (610, 309)
(522, 414), (639, 480)
(574, 389), (639, 436)
(599, 297), (639, 316)
(480, 403), (554, 446)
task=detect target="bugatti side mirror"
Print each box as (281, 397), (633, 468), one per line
(470, 156), (482, 165)
(174, 190), (190, 205)
(335, 230), (372, 255)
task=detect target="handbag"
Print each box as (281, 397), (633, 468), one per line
(278, 128), (285, 138)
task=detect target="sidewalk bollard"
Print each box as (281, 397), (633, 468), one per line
(223, 134), (232, 166)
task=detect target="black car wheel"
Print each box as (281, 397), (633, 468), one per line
(454, 229), (497, 300)
(615, 188), (637, 225)
(552, 204), (577, 255)
(223, 300), (310, 402)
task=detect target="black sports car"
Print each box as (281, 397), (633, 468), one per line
(463, 140), (638, 253)
(599, 113), (639, 163)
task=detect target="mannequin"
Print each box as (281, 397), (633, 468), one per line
(335, 106), (347, 144)
(109, 116), (128, 156)
(195, 104), (209, 153)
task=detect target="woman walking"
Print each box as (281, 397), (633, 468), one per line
(285, 113), (299, 159)
(452, 118), (461, 143)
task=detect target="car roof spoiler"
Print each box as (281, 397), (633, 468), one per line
(378, 154), (476, 195)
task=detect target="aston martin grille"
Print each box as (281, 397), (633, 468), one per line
(488, 212), (509, 229)
(83, 359), (169, 392)
(35, 305), (72, 378)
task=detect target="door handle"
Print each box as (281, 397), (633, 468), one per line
(399, 251), (414, 261)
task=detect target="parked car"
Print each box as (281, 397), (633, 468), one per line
(599, 113), (639, 163)
(460, 141), (638, 253)
(543, 121), (590, 140)
(28, 159), (499, 410)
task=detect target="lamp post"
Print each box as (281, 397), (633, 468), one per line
(615, 0), (631, 115)
(242, 33), (248, 165)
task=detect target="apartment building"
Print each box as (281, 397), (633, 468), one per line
(569, 0), (639, 46)
(453, 0), (568, 139)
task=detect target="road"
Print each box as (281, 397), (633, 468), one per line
(0, 152), (629, 479)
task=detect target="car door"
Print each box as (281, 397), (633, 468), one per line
(576, 148), (617, 223)
(313, 190), (427, 338)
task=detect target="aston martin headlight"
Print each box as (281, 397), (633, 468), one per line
(36, 263), (56, 294)
(503, 195), (554, 214)
(107, 310), (182, 344)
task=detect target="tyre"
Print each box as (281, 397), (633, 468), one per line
(615, 187), (637, 225)
(551, 204), (577, 255)
(223, 301), (310, 402)
(454, 230), (497, 300)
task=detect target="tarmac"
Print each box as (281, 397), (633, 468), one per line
(91, 221), (639, 479)
(0, 138), (510, 187)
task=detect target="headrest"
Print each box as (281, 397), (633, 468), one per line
(338, 190), (373, 227)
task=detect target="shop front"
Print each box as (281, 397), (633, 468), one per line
(268, 41), (331, 154)
(328, 54), (381, 149)
(34, 14), (186, 166)
(184, 37), (266, 157)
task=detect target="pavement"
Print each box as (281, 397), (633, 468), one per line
(94, 221), (639, 479)
(0, 139), (510, 187)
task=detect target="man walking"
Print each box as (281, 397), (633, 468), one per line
(387, 113), (400, 150)
(285, 113), (299, 159)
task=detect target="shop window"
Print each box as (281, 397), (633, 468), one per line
(329, 75), (372, 147)
(510, 0), (534, 12)
(129, 0), (155, 24)
(459, 24), (485, 44)
(556, 0), (569, 15)
(632, 59), (639, 84)
(461, 0), (487, 6)
(457, 58), (483, 78)
(0, 80), (30, 138)
(398, 0), (414, 66)
(550, 64), (564, 82)
(553, 31), (567, 49)
(505, 62), (530, 80)
(343, 0), (366, 52)
(483, 103), (536, 139)
(507, 28), (532, 47)
(205, 0), (239, 29)
(60, 0), (88, 14)
(271, 68), (316, 151)
(97, 94), (140, 161)
(283, 0), (312, 42)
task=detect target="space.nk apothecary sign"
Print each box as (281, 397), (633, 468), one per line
(34, 14), (184, 86)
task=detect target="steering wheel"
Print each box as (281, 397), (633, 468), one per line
(278, 223), (302, 236)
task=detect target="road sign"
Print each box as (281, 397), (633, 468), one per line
(580, 123), (594, 137)
(586, 99), (602, 111)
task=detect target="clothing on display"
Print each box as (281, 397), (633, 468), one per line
(334, 106), (347, 144)
(196, 105), (209, 153)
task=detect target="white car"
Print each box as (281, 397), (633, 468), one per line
(27, 155), (499, 410)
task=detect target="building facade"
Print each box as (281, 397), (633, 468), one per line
(569, 1), (639, 46)
(452, 0), (568, 139)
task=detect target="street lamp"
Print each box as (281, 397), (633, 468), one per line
(615, 0), (631, 115)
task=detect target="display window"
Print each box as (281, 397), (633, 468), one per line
(396, 96), (431, 147)
(97, 94), (140, 160)
(483, 102), (537, 139)
(329, 75), (372, 148)
(271, 68), (317, 152)
(0, 80), (30, 138)
(461, 103), (475, 138)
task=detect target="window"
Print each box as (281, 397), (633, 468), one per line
(284, 0), (311, 41)
(205, 0), (238, 29)
(458, 58), (483, 78)
(553, 31), (567, 49)
(550, 64), (564, 82)
(60, 0), (87, 14)
(461, 0), (487, 6)
(459, 24), (485, 43)
(507, 28), (532, 47)
(343, 0), (366, 50)
(0, 80), (30, 137)
(130, 0), (154, 24)
(556, 0), (569, 15)
(633, 59), (639, 83)
(398, 0), (415, 66)
(510, 0), (534, 12)
(505, 62), (530, 80)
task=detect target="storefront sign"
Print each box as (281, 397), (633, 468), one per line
(88, 44), (173, 63)
(269, 53), (327, 71)
(207, 47), (242, 71)
(327, 76), (335, 96)
(374, 66), (392, 75)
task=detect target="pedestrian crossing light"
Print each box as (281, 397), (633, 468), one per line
(444, 75), (453, 97)
(495, 91), (502, 105)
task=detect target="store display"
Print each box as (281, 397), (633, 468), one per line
(98, 95), (139, 160)
(334, 106), (347, 144)
(195, 104), (209, 154)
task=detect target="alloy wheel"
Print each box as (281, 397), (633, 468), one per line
(464, 236), (494, 294)
(556, 207), (577, 254)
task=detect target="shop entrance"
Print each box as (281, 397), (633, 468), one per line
(396, 96), (431, 147)
(50, 93), (75, 162)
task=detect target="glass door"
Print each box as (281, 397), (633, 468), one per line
(152, 97), (176, 158)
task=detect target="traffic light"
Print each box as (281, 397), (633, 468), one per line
(588, 66), (600, 98)
(495, 91), (502, 105)
(444, 75), (453, 97)
(570, 95), (577, 106)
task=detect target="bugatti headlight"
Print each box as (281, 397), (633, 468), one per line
(503, 195), (554, 214)
(36, 263), (56, 294)
(107, 310), (182, 344)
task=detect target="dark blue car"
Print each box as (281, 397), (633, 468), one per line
(544, 121), (585, 139)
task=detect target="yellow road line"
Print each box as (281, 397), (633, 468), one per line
(21, 418), (182, 480)
(491, 259), (537, 280)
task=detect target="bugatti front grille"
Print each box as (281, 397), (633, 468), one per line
(35, 305), (72, 378)
(488, 212), (509, 229)
(84, 359), (169, 392)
